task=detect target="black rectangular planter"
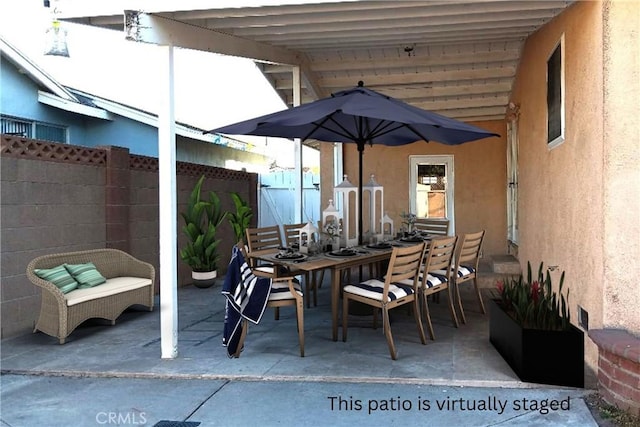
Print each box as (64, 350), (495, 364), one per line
(489, 299), (584, 388)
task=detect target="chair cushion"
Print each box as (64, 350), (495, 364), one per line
(65, 262), (107, 288)
(344, 279), (415, 302)
(400, 271), (448, 289)
(424, 272), (448, 288)
(268, 279), (303, 301)
(34, 264), (79, 294)
(455, 265), (476, 278)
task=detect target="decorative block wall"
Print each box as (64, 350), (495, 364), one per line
(1, 135), (257, 339)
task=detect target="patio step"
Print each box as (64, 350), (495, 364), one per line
(475, 256), (521, 289)
(491, 254), (522, 275)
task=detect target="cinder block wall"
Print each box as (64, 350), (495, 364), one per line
(1, 135), (257, 338)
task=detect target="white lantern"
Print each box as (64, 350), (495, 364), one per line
(298, 222), (319, 254)
(334, 175), (358, 247)
(382, 212), (394, 240)
(322, 199), (340, 227)
(363, 174), (384, 241)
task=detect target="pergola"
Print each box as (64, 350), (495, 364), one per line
(62, 0), (575, 358)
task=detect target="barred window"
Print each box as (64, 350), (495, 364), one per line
(1, 115), (68, 143)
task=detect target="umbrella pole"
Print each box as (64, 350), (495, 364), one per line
(358, 142), (364, 246)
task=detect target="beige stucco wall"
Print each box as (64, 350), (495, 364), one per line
(602, 0), (640, 330)
(510, 0), (640, 369)
(320, 120), (507, 257)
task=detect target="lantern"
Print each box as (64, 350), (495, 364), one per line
(334, 175), (358, 247)
(363, 174), (384, 241)
(298, 222), (319, 254)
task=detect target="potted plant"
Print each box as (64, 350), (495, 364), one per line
(489, 262), (584, 387)
(180, 175), (226, 288)
(228, 192), (253, 243)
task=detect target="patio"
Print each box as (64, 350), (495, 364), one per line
(0, 275), (577, 388)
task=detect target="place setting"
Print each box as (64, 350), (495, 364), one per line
(275, 247), (307, 262)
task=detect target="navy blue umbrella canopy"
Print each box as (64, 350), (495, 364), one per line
(207, 82), (499, 243)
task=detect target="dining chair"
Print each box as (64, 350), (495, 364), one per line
(416, 235), (459, 340)
(233, 244), (305, 357)
(342, 242), (426, 360)
(451, 230), (486, 324)
(282, 222), (318, 308)
(413, 218), (450, 236)
(244, 225), (284, 275)
(245, 225), (312, 311)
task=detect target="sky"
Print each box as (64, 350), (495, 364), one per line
(0, 0), (320, 167)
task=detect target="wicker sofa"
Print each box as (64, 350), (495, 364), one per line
(26, 248), (155, 344)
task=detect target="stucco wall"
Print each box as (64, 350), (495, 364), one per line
(601, 0), (640, 331)
(319, 120), (506, 257)
(510, 0), (640, 370)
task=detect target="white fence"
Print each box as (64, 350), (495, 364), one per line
(259, 170), (321, 227)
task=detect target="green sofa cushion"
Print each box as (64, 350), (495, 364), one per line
(34, 264), (79, 294)
(65, 262), (107, 288)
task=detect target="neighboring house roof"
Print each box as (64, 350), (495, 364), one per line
(1, 36), (253, 151)
(0, 36), (111, 120)
(67, 87), (254, 150)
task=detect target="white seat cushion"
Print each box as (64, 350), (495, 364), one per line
(65, 277), (152, 306)
(268, 280), (303, 301)
(344, 279), (415, 302)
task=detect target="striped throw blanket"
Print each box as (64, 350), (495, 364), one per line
(222, 246), (272, 357)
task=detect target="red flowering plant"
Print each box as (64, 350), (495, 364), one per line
(496, 261), (571, 331)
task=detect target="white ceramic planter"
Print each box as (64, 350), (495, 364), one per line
(192, 270), (217, 288)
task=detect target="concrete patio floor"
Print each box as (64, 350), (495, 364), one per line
(2, 280), (525, 384)
(0, 278), (600, 426)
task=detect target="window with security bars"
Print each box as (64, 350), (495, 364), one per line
(1, 116), (67, 143)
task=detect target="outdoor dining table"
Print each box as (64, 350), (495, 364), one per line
(249, 236), (434, 341)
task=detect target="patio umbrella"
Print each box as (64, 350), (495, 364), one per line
(206, 81), (499, 244)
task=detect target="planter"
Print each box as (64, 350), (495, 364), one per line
(192, 270), (217, 288)
(489, 298), (584, 388)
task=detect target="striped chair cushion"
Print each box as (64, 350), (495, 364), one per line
(424, 272), (448, 288)
(268, 279), (303, 301)
(344, 279), (415, 302)
(455, 265), (476, 278)
(400, 271), (448, 289)
(254, 265), (294, 276)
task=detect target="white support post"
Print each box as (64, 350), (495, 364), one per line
(292, 65), (303, 223)
(158, 45), (178, 359)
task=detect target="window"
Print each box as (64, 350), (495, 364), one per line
(1, 115), (68, 143)
(409, 155), (455, 232)
(547, 37), (565, 149)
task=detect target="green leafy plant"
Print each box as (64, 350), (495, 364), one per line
(228, 192), (253, 243)
(180, 175), (227, 272)
(496, 261), (571, 330)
